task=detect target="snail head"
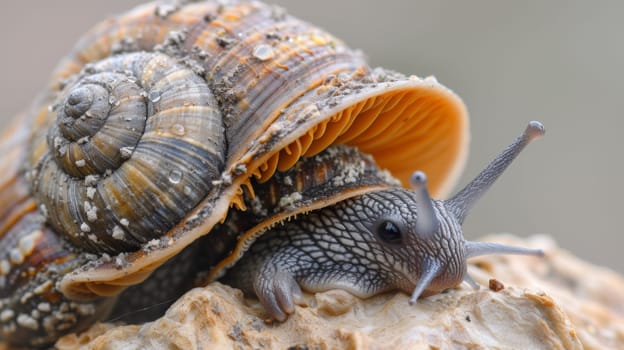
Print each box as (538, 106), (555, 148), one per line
(367, 121), (545, 303)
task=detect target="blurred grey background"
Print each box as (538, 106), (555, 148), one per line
(0, 1), (622, 273)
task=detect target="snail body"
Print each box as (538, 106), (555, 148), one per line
(0, 1), (543, 347)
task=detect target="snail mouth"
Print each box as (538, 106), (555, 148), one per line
(241, 72), (468, 206)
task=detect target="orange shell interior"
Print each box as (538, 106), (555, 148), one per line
(251, 83), (469, 199)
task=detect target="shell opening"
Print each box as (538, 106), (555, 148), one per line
(250, 84), (468, 199)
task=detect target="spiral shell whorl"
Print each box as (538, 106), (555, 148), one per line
(34, 52), (225, 253)
(49, 72), (147, 177)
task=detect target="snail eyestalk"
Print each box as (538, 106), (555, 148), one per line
(410, 171), (438, 237)
(447, 121), (545, 224)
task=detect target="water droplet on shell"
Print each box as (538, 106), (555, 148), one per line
(9, 249), (24, 265)
(119, 147), (134, 160)
(149, 90), (162, 103)
(183, 186), (193, 196)
(252, 44), (275, 61)
(171, 124), (186, 136)
(168, 169), (183, 184)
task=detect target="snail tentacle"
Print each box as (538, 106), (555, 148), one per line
(408, 260), (442, 305)
(465, 241), (544, 259)
(409, 171), (438, 238)
(463, 273), (481, 290)
(446, 121), (545, 224)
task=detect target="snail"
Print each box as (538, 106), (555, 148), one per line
(0, 0), (545, 347)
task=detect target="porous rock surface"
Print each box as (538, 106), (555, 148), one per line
(52, 235), (623, 349)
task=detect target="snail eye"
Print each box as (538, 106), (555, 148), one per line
(376, 220), (403, 244)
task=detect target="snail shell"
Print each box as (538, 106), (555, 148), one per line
(0, 0), (467, 346)
(33, 52), (224, 254)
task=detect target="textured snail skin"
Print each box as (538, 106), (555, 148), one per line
(223, 123), (545, 320)
(224, 191), (465, 321)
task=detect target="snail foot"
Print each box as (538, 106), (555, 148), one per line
(254, 269), (303, 322)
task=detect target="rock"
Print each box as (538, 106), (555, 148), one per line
(54, 234), (624, 349)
